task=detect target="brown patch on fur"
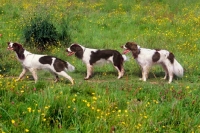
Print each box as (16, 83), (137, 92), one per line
(10, 42), (25, 60)
(167, 52), (174, 64)
(152, 51), (160, 62)
(67, 44), (84, 59)
(125, 42), (140, 59)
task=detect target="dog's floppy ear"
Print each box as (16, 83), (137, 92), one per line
(126, 42), (140, 59)
(71, 44), (82, 52)
(12, 43), (20, 51)
(125, 42), (138, 51)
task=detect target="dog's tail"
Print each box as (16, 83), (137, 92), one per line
(173, 59), (184, 77)
(122, 54), (129, 61)
(66, 62), (75, 72)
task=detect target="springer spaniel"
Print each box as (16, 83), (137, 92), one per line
(122, 42), (184, 83)
(66, 43), (127, 79)
(7, 42), (75, 84)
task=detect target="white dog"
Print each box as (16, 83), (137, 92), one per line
(66, 43), (127, 79)
(122, 42), (183, 83)
(8, 42), (75, 84)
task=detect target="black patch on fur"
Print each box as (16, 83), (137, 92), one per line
(167, 52), (174, 64)
(53, 58), (68, 72)
(11, 43), (25, 60)
(39, 56), (53, 65)
(90, 50), (123, 71)
(113, 52), (124, 71)
(69, 44), (84, 59)
(152, 51), (160, 62)
(39, 56), (68, 72)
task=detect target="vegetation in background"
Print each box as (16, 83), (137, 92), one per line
(23, 8), (71, 50)
(0, 0), (200, 132)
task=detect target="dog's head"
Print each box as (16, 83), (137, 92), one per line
(7, 42), (24, 51)
(121, 42), (140, 58)
(7, 42), (25, 60)
(66, 43), (84, 56)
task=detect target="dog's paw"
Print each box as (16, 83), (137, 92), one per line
(162, 76), (167, 80)
(139, 78), (146, 81)
(15, 78), (20, 82)
(54, 79), (59, 82)
(84, 75), (92, 80)
(71, 81), (74, 85)
(117, 76), (122, 79)
(84, 77), (89, 80)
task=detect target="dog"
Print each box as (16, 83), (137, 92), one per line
(121, 42), (184, 83)
(66, 43), (127, 79)
(7, 42), (75, 84)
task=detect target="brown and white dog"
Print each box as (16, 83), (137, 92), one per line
(121, 42), (184, 83)
(7, 42), (75, 84)
(66, 43), (127, 79)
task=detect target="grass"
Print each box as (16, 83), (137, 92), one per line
(0, 0), (200, 132)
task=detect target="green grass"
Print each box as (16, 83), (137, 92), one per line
(0, 0), (200, 132)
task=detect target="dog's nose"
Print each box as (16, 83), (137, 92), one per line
(120, 45), (124, 48)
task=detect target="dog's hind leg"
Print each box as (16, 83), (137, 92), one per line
(161, 63), (168, 80)
(85, 64), (93, 80)
(162, 61), (173, 83)
(167, 65), (173, 83)
(114, 65), (124, 79)
(16, 67), (28, 81)
(120, 66), (125, 77)
(57, 71), (74, 85)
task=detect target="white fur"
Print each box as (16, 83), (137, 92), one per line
(8, 42), (75, 84)
(67, 44), (126, 79)
(123, 44), (183, 83)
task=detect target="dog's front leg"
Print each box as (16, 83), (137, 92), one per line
(29, 68), (38, 83)
(50, 71), (59, 82)
(16, 68), (27, 81)
(84, 64), (93, 80)
(140, 66), (149, 81)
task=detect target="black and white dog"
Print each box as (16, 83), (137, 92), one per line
(66, 43), (127, 79)
(121, 42), (184, 83)
(7, 42), (75, 84)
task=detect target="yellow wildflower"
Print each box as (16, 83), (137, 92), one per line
(27, 107), (31, 113)
(11, 119), (15, 124)
(72, 98), (76, 102)
(92, 96), (97, 100)
(121, 122), (126, 125)
(87, 103), (90, 107)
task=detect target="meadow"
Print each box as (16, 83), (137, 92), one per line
(0, 0), (200, 132)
